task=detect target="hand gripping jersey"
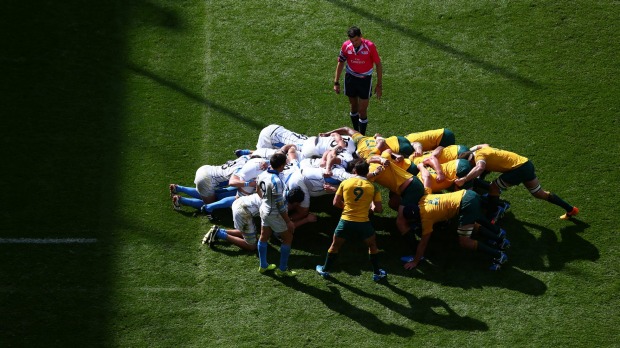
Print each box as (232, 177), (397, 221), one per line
(234, 157), (268, 197)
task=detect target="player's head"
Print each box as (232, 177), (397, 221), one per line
(456, 145), (469, 156)
(458, 151), (475, 164)
(348, 26), (362, 38)
(347, 26), (362, 47)
(286, 187), (305, 204)
(455, 159), (474, 189)
(353, 160), (370, 177)
(269, 152), (287, 171)
(346, 158), (362, 173)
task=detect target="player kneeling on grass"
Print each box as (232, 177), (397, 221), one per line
(256, 152), (298, 277)
(316, 160), (387, 282)
(202, 188), (308, 251)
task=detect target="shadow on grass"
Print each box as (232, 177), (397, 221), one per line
(325, 0), (540, 88)
(274, 277), (415, 337)
(127, 64), (266, 130)
(273, 275), (487, 334)
(502, 216), (597, 272)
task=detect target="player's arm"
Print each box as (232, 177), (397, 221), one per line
(279, 144), (297, 155)
(404, 233), (430, 269)
(276, 190), (295, 232)
(422, 155), (444, 182)
(229, 174), (255, 189)
(469, 144), (489, 151)
(417, 163), (432, 189)
(333, 59), (345, 94)
(374, 60), (383, 99)
(292, 212), (317, 228)
(412, 142), (423, 157)
(288, 206), (310, 222)
(333, 193), (345, 210)
(366, 155), (388, 165)
(331, 133), (347, 149)
(371, 189), (383, 214)
(322, 147), (342, 176)
(454, 160), (486, 187)
(319, 126), (356, 137)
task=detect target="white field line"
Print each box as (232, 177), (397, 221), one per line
(0, 238), (98, 244)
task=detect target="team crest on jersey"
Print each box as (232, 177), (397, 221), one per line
(426, 197), (440, 206)
(347, 49), (354, 54)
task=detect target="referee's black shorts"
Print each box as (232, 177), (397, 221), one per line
(344, 73), (372, 99)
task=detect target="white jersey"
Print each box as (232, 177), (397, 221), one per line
(194, 156), (250, 197)
(301, 135), (356, 159)
(257, 169), (287, 216)
(299, 152), (354, 172)
(280, 158), (301, 186)
(233, 158), (268, 197)
(252, 148), (279, 159)
(256, 124), (308, 150)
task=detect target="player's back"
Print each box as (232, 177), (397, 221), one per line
(339, 176), (377, 222)
(257, 170), (286, 216)
(206, 155), (251, 186)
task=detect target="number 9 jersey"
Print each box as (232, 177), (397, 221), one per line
(336, 176), (381, 223)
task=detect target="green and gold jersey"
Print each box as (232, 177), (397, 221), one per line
(352, 132), (379, 159)
(419, 190), (466, 236)
(337, 176), (381, 222)
(474, 147), (528, 172)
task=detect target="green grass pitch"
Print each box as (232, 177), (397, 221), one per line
(1, 1), (619, 346)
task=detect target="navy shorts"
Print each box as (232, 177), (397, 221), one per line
(344, 73), (372, 99)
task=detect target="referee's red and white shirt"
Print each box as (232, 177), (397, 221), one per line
(338, 39), (381, 77)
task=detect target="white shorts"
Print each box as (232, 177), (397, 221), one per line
(194, 165), (216, 198)
(260, 213), (288, 233)
(232, 199), (258, 245)
(256, 125), (280, 149)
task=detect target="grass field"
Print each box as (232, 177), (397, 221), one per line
(1, 0), (619, 346)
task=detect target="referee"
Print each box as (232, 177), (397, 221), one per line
(333, 26), (383, 136)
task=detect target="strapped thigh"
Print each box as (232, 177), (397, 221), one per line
(457, 227), (473, 237)
(494, 177), (511, 190)
(528, 183), (542, 194)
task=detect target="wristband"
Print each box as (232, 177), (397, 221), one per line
(334, 81), (340, 86)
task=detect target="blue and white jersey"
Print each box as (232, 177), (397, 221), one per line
(195, 155), (250, 188)
(233, 157), (268, 196)
(257, 169), (287, 216)
(256, 124), (308, 150)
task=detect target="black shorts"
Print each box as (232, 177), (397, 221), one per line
(344, 73), (372, 99)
